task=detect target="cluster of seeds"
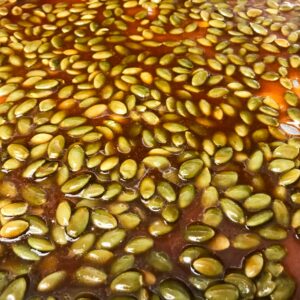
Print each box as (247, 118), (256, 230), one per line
(0, 0), (299, 298)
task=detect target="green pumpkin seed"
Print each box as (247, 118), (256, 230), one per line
(256, 272), (276, 297)
(278, 168), (300, 186)
(270, 276), (295, 300)
(1, 202), (28, 217)
(35, 79), (59, 90)
(247, 150), (264, 172)
(207, 87), (229, 98)
(61, 174), (91, 194)
(232, 233), (261, 250)
(97, 229), (126, 249)
(147, 251), (173, 272)
(220, 198), (245, 224)
(37, 270), (67, 292)
(68, 144), (85, 172)
(178, 185), (196, 208)
(224, 273), (256, 299)
(120, 159), (137, 179)
(159, 279), (191, 300)
(0, 220), (29, 238)
(12, 244), (40, 261)
(56, 201), (71, 226)
(184, 224), (215, 243)
(70, 233), (96, 256)
(7, 144), (29, 161)
(84, 249), (114, 266)
(28, 237), (55, 252)
(244, 193), (272, 212)
(117, 212), (141, 230)
(212, 171), (238, 189)
(264, 245), (286, 261)
(110, 254), (135, 276)
(179, 159), (203, 179)
(192, 68), (208, 86)
(205, 284), (239, 300)
(258, 224), (287, 240)
(214, 147), (233, 165)
(110, 271), (143, 293)
(273, 144), (299, 159)
(148, 219), (173, 237)
(246, 210), (273, 227)
(91, 209), (117, 229)
(0, 277), (27, 300)
(125, 236), (154, 254)
(76, 266), (107, 287)
(193, 257), (223, 277)
(269, 159), (295, 173)
(225, 185), (252, 201)
(66, 207), (89, 238)
(157, 181), (176, 202)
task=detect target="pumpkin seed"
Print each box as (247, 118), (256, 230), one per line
(66, 207), (89, 238)
(193, 257), (223, 277)
(0, 277), (27, 300)
(184, 224), (215, 243)
(159, 279), (191, 300)
(76, 266), (107, 287)
(37, 270), (67, 292)
(125, 236), (154, 254)
(0, 220), (29, 238)
(205, 283), (239, 300)
(220, 198), (245, 224)
(110, 271), (143, 293)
